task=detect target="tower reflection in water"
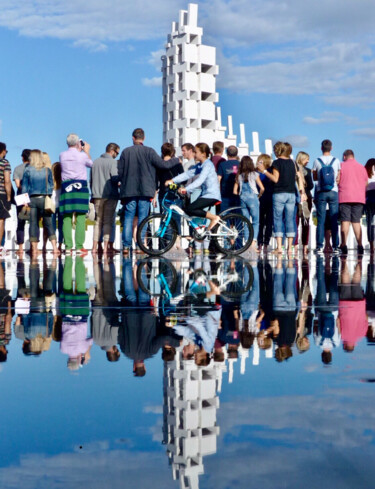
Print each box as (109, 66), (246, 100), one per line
(2, 253), (375, 489)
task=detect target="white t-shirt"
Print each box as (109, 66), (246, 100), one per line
(313, 155), (341, 192)
(238, 173), (258, 195)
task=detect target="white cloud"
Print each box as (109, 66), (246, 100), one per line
(269, 135), (309, 148)
(303, 111), (360, 125)
(1, 0), (375, 107)
(351, 128), (375, 139)
(142, 77), (162, 87)
(72, 39), (108, 52)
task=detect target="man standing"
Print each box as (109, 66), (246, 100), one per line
(337, 150), (368, 255)
(13, 149), (31, 255)
(181, 143), (196, 171)
(313, 139), (341, 254)
(217, 145), (240, 211)
(211, 141), (226, 171)
(59, 134), (93, 255)
(118, 128), (176, 254)
(0, 143), (12, 253)
(91, 143), (120, 255)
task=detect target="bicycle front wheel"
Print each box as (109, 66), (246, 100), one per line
(213, 213), (253, 255)
(137, 213), (178, 256)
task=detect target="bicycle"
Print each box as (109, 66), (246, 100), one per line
(136, 184), (254, 256)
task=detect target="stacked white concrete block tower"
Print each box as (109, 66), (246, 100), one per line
(163, 352), (221, 489)
(162, 3), (272, 158)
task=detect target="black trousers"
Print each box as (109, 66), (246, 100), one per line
(185, 198), (218, 218)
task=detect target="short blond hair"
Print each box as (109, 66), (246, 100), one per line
(29, 150), (44, 170)
(257, 153), (272, 169)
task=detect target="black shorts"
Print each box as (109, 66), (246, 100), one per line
(339, 203), (363, 223)
(339, 284), (364, 301)
(0, 195), (10, 220)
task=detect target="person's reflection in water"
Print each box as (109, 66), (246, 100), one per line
(91, 257), (120, 362)
(119, 259), (181, 376)
(0, 262), (12, 363)
(239, 263), (262, 356)
(168, 272), (221, 367)
(59, 256), (92, 370)
(295, 258), (313, 354)
(15, 259), (55, 357)
(313, 256), (340, 365)
(257, 260), (275, 354)
(366, 260), (375, 345)
(339, 257), (368, 352)
(272, 257), (299, 363)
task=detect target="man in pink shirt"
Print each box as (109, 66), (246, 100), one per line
(337, 149), (368, 255)
(59, 133), (93, 255)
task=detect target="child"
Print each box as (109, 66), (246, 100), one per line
(233, 156), (264, 252)
(256, 154), (273, 253)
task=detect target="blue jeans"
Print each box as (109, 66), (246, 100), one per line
(273, 193), (296, 238)
(240, 184), (259, 241)
(315, 257), (339, 311)
(122, 198), (150, 249)
(52, 209), (63, 244)
(315, 190), (339, 248)
(241, 265), (259, 319)
(273, 265), (297, 311)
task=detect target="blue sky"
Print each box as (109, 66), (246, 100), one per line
(1, 0), (375, 170)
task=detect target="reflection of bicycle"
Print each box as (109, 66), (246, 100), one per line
(137, 258), (253, 302)
(136, 185), (253, 256)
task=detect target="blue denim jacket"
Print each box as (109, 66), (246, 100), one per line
(22, 166), (54, 196)
(173, 159), (221, 201)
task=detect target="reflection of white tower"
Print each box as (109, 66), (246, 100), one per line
(163, 353), (221, 489)
(162, 3), (272, 158)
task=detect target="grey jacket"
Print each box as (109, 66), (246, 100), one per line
(91, 153), (119, 199)
(118, 144), (176, 199)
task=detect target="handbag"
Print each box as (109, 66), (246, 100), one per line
(45, 169), (56, 214)
(18, 206), (30, 220)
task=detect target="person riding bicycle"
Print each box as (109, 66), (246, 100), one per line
(165, 142), (221, 232)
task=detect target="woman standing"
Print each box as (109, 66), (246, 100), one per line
(22, 150), (59, 257)
(365, 158), (375, 254)
(295, 151), (314, 256)
(257, 142), (306, 255)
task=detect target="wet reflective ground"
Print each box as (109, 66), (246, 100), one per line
(1, 253), (375, 489)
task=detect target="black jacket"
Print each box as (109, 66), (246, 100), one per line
(118, 144), (177, 199)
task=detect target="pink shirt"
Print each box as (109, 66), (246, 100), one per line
(338, 158), (368, 204)
(339, 299), (367, 348)
(59, 147), (93, 182)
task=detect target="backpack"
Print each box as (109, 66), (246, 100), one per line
(318, 157), (335, 191)
(320, 312), (335, 339)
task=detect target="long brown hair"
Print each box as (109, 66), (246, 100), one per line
(237, 155), (255, 183)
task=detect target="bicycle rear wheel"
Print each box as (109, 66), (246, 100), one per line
(213, 213), (253, 255)
(137, 259), (178, 296)
(218, 259), (254, 301)
(137, 213), (177, 256)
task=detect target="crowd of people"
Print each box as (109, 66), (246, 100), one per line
(1, 254), (374, 370)
(0, 133), (373, 257)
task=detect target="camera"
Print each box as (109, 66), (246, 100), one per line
(80, 139), (85, 148)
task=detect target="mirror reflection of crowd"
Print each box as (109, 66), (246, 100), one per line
(2, 254), (374, 374)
